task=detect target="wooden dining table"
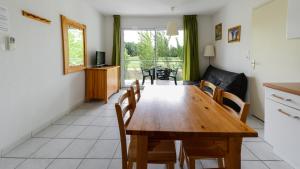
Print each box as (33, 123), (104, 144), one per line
(126, 85), (258, 169)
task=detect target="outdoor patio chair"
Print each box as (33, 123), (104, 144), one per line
(141, 68), (153, 85)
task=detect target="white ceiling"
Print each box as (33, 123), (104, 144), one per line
(86, 0), (234, 16)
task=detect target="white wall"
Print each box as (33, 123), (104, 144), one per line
(104, 15), (212, 76)
(0, 0), (104, 153)
(212, 0), (254, 76)
(198, 15), (213, 75)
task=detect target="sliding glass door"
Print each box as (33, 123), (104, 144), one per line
(122, 29), (183, 86)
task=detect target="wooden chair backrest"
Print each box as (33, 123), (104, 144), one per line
(199, 80), (218, 100)
(115, 88), (136, 169)
(217, 90), (250, 123)
(131, 79), (141, 103)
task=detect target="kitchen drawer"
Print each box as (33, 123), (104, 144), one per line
(266, 87), (300, 110)
(265, 99), (300, 168)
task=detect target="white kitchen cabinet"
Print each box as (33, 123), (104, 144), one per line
(264, 83), (300, 169)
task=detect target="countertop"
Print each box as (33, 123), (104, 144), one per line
(264, 83), (300, 96)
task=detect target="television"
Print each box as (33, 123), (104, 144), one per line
(95, 51), (105, 66)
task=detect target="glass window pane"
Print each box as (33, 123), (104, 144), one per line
(123, 29), (184, 85)
(68, 27), (84, 66)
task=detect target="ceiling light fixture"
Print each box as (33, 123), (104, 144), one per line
(167, 6), (178, 36)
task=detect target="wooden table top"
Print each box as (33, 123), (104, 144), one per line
(126, 85), (257, 138)
(264, 82), (300, 96)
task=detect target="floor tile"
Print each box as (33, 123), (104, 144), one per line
(100, 127), (120, 139)
(32, 139), (73, 158)
(108, 159), (122, 169)
(59, 139), (96, 158)
(5, 138), (49, 158)
(200, 159), (218, 168)
(34, 125), (67, 138)
(72, 116), (96, 126)
(241, 161), (269, 169)
(247, 116), (264, 129)
(56, 125), (86, 139)
(87, 140), (119, 158)
(113, 143), (121, 159)
(16, 159), (53, 169)
(99, 110), (117, 117)
(46, 159), (82, 169)
(241, 145), (259, 160)
(0, 158), (25, 169)
(77, 126), (105, 139)
(107, 118), (118, 127)
(264, 161), (294, 169)
(99, 104), (115, 110)
(244, 142), (281, 160)
(148, 164), (165, 169)
(83, 109), (102, 116)
(77, 159), (111, 169)
(91, 117), (115, 126)
(69, 109), (90, 116)
(53, 116), (79, 125)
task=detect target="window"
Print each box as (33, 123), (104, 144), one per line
(123, 29), (184, 85)
(61, 15), (87, 74)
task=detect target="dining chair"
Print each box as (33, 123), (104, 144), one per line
(179, 90), (250, 169)
(199, 80), (218, 100)
(115, 88), (177, 169)
(131, 79), (141, 103)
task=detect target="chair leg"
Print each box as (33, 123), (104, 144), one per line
(127, 161), (133, 169)
(142, 76), (145, 85)
(150, 76), (153, 85)
(179, 143), (185, 168)
(188, 158), (195, 169)
(218, 158), (225, 168)
(166, 162), (174, 169)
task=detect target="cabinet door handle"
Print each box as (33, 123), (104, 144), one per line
(278, 109), (291, 117)
(272, 94), (292, 102)
(272, 94), (285, 100)
(294, 116), (300, 120)
(278, 109), (300, 120)
(285, 98), (293, 102)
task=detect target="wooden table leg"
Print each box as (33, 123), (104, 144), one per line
(224, 137), (242, 169)
(136, 135), (148, 169)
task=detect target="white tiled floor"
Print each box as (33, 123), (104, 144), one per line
(0, 90), (295, 169)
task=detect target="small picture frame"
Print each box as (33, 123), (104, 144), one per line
(228, 25), (241, 43)
(215, 23), (222, 41)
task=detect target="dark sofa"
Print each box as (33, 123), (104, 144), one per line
(202, 65), (248, 101)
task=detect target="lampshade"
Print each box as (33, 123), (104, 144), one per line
(167, 21), (178, 36)
(204, 45), (215, 57)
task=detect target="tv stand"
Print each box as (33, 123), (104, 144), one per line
(85, 66), (120, 103)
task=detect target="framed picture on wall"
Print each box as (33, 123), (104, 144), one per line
(215, 23), (222, 40)
(228, 25), (241, 43)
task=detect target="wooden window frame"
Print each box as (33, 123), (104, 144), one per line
(61, 15), (88, 74)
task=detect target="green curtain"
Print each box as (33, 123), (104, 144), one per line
(183, 15), (200, 81)
(112, 15), (121, 66)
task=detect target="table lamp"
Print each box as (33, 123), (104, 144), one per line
(204, 45), (215, 65)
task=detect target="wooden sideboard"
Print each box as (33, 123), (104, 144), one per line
(264, 83), (300, 169)
(85, 66), (120, 103)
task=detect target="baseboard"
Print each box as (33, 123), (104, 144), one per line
(0, 99), (84, 157)
(0, 133), (32, 157)
(251, 114), (265, 123)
